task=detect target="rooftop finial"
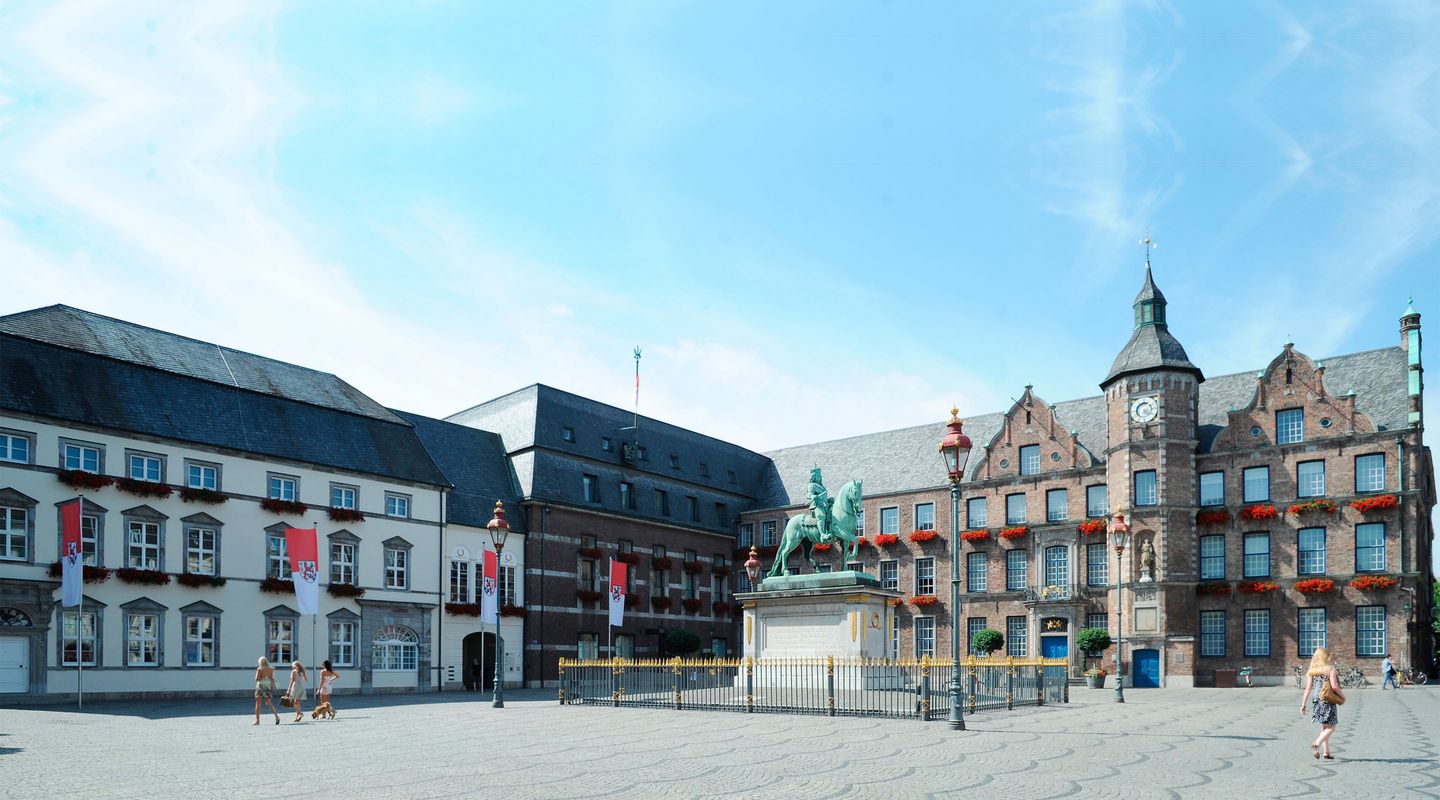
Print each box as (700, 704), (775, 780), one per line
(1140, 228), (1156, 269)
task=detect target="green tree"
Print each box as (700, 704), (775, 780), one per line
(971, 628), (1004, 656)
(664, 628), (701, 657)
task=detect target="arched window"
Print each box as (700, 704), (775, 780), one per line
(0, 607), (33, 627)
(372, 625), (418, 671)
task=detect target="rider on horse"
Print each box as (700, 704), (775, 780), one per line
(807, 467), (834, 543)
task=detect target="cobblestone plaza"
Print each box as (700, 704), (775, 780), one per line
(4, 686), (1439, 799)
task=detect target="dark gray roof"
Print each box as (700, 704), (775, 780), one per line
(390, 410), (525, 530)
(0, 333), (450, 487)
(1134, 265), (1166, 305)
(1104, 324), (1203, 386)
(0, 305), (402, 424)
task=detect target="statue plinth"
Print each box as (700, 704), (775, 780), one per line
(738, 571), (901, 668)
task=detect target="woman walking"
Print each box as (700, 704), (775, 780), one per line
(253, 657), (281, 726)
(285, 661), (309, 723)
(1300, 647), (1344, 760)
(314, 659), (339, 717)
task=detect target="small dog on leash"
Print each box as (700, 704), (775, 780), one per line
(310, 702), (336, 720)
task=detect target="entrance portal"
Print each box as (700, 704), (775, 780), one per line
(1040, 636), (1068, 660)
(462, 632), (496, 692)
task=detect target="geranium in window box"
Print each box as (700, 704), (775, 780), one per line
(624, 592), (643, 609)
(712, 601), (732, 615)
(178, 487), (228, 504)
(910, 594), (940, 607)
(615, 552), (641, 566)
(577, 546), (602, 559)
(327, 507), (365, 523)
(1240, 504), (1278, 521)
(57, 470), (112, 491)
(577, 589), (605, 603)
(1195, 582), (1232, 597)
(757, 546), (779, 558)
(444, 602), (481, 617)
(683, 561), (705, 574)
(47, 561), (110, 583)
(177, 572), (226, 588)
(1194, 509), (1230, 526)
(812, 543), (833, 552)
(260, 498), (308, 516)
(999, 527), (1029, 541)
(909, 530), (940, 544)
(113, 477), (174, 499)
(1350, 575), (1398, 591)
(651, 556), (674, 570)
(855, 536), (870, 548)
(115, 567), (170, 585)
(1287, 499), (1335, 516)
(651, 596), (673, 611)
(1294, 578), (1335, 594)
(712, 565), (731, 577)
(682, 598), (703, 613)
(959, 530), (990, 542)
(1238, 580), (1279, 594)
(259, 576), (294, 594)
(873, 534), (901, 546)
(1351, 494), (1399, 513)
(1078, 519), (1107, 535)
(326, 582), (365, 598)
(500, 604), (528, 618)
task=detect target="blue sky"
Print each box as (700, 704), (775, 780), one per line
(0, 0), (1435, 453)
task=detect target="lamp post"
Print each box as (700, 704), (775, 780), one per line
(938, 407), (973, 731)
(743, 547), (762, 592)
(1108, 509), (1131, 704)
(486, 500), (511, 709)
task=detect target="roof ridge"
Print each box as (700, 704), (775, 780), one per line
(1201, 345), (1403, 382)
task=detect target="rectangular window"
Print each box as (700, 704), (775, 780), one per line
(966, 552), (988, 593)
(185, 528), (217, 575)
(268, 474), (297, 501)
(655, 490), (670, 516)
(1355, 453), (1386, 493)
(1085, 485), (1108, 518)
(1199, 535), (1225, 580)
(1296, 461), (1326, 499)
(1043, 546), (1069, 587)
(330, 621), (355, 667)
(915, 617), (936, 658)
(1298, 608), (1327, 657)
(1085, 613), (1108, 634)
(562, 426), (575, 443)
(186, 461), (219, 491)
(126, 521), (160, 570)
(582, 474), (599, 503)
(579, 559), (598, 592)
(0, 431), (32, 464)
(330, 542), (356, 584)
(0, 507), (29, 561)
(449, 560), (471, 603)
(1243, 466), (1269, 503)
(915, 558), (935, 595)
(267, 534), (288, 579)
(385, 548), (408, 589)
(890, 615), (899, 658)
(1005, 493), (1026, 525)
(967, 617), (987, 655)
(1019, 445), (1040, 476)
(879, 560), (899, 591)
(1046, 489), (1068, 522)
(845, 561), (863, 573)
(126, 613), (160, 666)
(760, 521), (777, 547)
(500, 565), (517, 607)
(1086, 543), (1108, 587)
(268, 618), (294, 664)
(61, 610), (97, 666)
(1297, 528), (1326, 576)
(1276, 408), (1304, 444)
(1355, 606), (1386, 657)
(185, 616), (216, 667)
(80, 515), (99, 566)
(715, 502), (727, 525)
(577, 633), (598, 660)
(687, 497), (699, 522)
(1133, 470), (1158, 506)
(1199, 472), (1225, 507)
(854, 507), (864, 535)
(619, 482), (634, 510)
(63, 442), (101, 473)
(1242, 533), (1270, 578)
(1243, 609), (1271, 657)
(1007, 616), (1028, 657)
(128, 452), (163, 482)
(1355, 523), (1386, 573)
(914, 503), (935, 531)
(601, 437), (613, 452)
(880, 507), (899, 535)
(1199, 610), (1225, 657)
(385, 493), (410, 518)
(330, 484), (357, 510)
(1006, 549), (1028, 591)
(739, 523), (753, 547)
(966, 497), (987, 528)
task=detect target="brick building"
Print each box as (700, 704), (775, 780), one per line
(741, 270), (1433, 686)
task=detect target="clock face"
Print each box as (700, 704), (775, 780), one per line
(1130, 396), (1159, 423)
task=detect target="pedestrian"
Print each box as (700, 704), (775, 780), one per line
(1300, 647), (1344, 760)
(1381, 653), (1399, 689)
(285, 661), (309, 723)
(313, 659), (339, 718)
(253, 656), (281, 726)
(469, 658), (482, 692)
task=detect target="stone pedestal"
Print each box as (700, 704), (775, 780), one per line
(737, 571), (901, 664)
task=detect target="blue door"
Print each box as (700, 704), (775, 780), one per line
(1133, 649), (1160, 688)
(1041, 636), (1068, 659)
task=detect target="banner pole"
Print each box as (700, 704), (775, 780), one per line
(312, 520), (318, 696)
(76, 494), (84, 711)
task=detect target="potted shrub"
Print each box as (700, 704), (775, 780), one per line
(971, 628), (1004, 658)
(1084, 667), (1108, 689)
(1076, 626), (1111, 684)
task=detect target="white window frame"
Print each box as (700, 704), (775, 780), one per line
(738, 523), (753, 547)
(915, 616), (936, 658)
(268, 473), (299, 501)
(1198, 471), (1225, 507)
(79, 513), (100, 567)
(62, 440), (103, 473)
(0, 506), (30, 562)
(1355, 522), (1386, 573)
(1005, 493), (1026, 525)
(1276, 408), (1304, 444)
(61, 609), (98, 667)
(126, 450), (164, 483)
(1006, 549), (1028, 591)
(1243, 466), (1270, 503)
(330, 483), (358, 510)
(385, 492), (411, 518)
(125, 612), (161, 667)
(1298, 608), (1327, 657)
(1199, 535), (1225, 580)
(1046, 489), (1068, 522)
(914, 503), (935, 532)
(760, 521), (777, 547)
(0, 429), (34, 464)
(126, 520), (161, 570)
(1086, 542), (1108, 587)
(185, 460), (220, 491)
(330, 542), (356, 585)
(1297, 460), (1326, 499)
(184, 615), (217, 667)
(500, 564), (518, 607)
(879, 507), (899, 535)
(1199, 610), (1226, 657)
(267, 617), (295, 664)
(185, 526), (218, 576)
(915, 557), (935, 595)
(373, 625), (420, 671)
(1019, 445), (1040, 476)
(1244, 609), (1270, 658)
(330, 620), (356, 667)
(1355, 605), (1386, 658)
(1355, 453), (1386, 494)
(1043, 545), (1069, 587)
(1243, 533), (1270, 578)
(267, 533), (289, 579)
(385, 547), (409, 589)
(967, 497), (987, 528)
(879, 560), (898, 591)
(966, 552), (988, 593)
(1297, 527), (1326, 576)
(1133, 470), (1158, 507)
(1007, 616), (1028, 657)
(1085, 485), (1107, 518)
(449, 559), (471, 603)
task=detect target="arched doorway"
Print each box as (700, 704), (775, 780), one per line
(462, 632), (496, 692)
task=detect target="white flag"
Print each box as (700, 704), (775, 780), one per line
(60, 499), (83, 608)
(608, 560), (628, 627)
(285, 528), (320, 615)
(481, 550), (499, 624)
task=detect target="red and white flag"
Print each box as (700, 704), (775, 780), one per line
(608, 560), (627, 627)
(285, 527), (320, 615)
(481, 549), (499, 624)
(60, 499), (83, 608)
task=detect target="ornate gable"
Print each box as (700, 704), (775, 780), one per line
(974, 386), (1098, 480)
(1208, 343), (1375, 451)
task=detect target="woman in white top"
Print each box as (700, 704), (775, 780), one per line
(315, 659), (340, 716)
(286, 661), (309, 723)
(253, 657), (280, 726)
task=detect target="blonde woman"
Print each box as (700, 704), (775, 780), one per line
(253, 657), (280, 726)
(285, 661), (309, 723)
(1299, 647), (1344, 759)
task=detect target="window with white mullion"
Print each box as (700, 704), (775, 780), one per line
(329, 621), (356, 667)
(0, 431), (31, 463)
(914, 503), (935, 531)
(1276, 408), (1304, 444)
(1086, 543), (1108, 587)
(62, 610), (97, 666)
(449, 560), (470, 602)
(915, 558), (935, 595)
(1297, 528), (1326, 576)
(1296, 461), (1326, 498)
(126, 521), (160, 570)
(63, 443), (101, 473)
(1355, 454), (1386, 494)
(128, 453), (163, 482)
(187, 463), (219, 490)
(1298, 608), (1327, 656)
(330, 542), (355, 584)
(185, 528), (217, 575)
(385, 548), (408, 589)
(126, 613), (160, 666)
(185, 616), (216, 667)
(267, 534), (289, 579)
(330, 484), (357, 510)
(267, 618), (295, 664)
(1, 507), (29, 561)
(500, 565), (518, 607)
(80, 515), (100, 566)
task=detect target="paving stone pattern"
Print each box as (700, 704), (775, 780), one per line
(3, 685), (1439, 799)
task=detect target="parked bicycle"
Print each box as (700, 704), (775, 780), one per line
(1339, 665), (1369, 689)
(1399, 667), (1430, 686)
(1293, 665), (1305, 689)
(1238, 667), (1255, 687)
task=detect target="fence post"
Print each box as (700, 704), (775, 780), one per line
(746, 656), (755, 713)
(558, 659), (566, 705)
(919, 655), (931, 721)
(1063, 664), (1070, 704)
(967, 662), (978, 715)
(826, 655), (836, 717)
(611, 658), (620, 707)
(1036, 663), (1045, 706)
(1006, 657), (1014, 710)
(672, 656), (683, 710)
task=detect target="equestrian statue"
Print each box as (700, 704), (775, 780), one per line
(766, 468), (863, 577)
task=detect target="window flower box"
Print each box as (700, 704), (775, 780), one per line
(259, 577), (294, 594)
(576, 589), (605, 603)
(260, 498), (308, 516)
(683, 561), (706, 574)
(960, 530), (990, 542)
(47, 561), (111, 583)
(910, 594), (940, 607)
(1238, 580), (1279, 594)
(1350, 575), (1398, 591)
(1351, 494), (1399, 513)
(712, 565), (731, 577)
(999, 527), (1029, 541)
(873, 534), (901, 547)
(1294, 578), (1334, 594)
(326, 582), (365, 598)
(1240, 504), (1278, 521)
(177, 573), (227, 589)
(113, 477), (174, 499)
(1195, 582), (1232, 597)
(500, 604), (528, 618)
(909, 529), (939, 544)
(682, 598), (703, 613)
(615, 552), (641, 566)
(57, 470), (112, 491)
(1287, 499), (1335, 516)
(756, 546), (778, 558)
(650, 596), (673, 611)
(856, 536), (870, 548)
(1078, 519), (1107, 535)
(624, 592), (643, 609)
(178, 487), (228, 504)
(327, 507), (365, 523)
(577, 546), (603, 559)
(115, 567), (171, 586)
(812, 542), (834, 552)
(1194, 509), (1230, 526)
(445, 602), (481, 617)
(652, 556), (674, 570)
(712, 601), (732, 615)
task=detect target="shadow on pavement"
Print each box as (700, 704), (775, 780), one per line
(5, 688), (557, 721)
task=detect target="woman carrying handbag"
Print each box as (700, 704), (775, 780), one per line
(1299, 647), (1345, 760)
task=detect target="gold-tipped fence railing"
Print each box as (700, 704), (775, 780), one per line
(556, 656), (1069, 720)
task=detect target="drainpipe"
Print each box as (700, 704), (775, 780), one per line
(1396, 436), (1406, 574)
(437, 488), (447, 693)
(540, 503), (550, 685)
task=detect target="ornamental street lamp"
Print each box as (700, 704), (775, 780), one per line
(1108, 509), (1131, 704)
(743, 547), (762, 591)
(938, 407), (973, 731)
(486, 500), (512, 709)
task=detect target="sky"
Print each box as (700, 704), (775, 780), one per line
(0, 0), (1436, 456)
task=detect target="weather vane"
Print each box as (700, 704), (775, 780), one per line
(1140, 229), (1157, 268)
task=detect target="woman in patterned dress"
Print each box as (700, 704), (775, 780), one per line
(1299, 647), (1344, 759)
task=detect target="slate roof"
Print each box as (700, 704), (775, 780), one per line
(0, 305), (403, 424)
(391, 410), (525, 530)
(0, 332), (450, 487)
(1104, 268), (1203, 385)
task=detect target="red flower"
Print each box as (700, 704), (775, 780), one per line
(1238, 580), (1279, 594)
(681, 598), (703, 613)
(327, 507), (365, 523)
(1077, 519), (1107, 535)
(1240, 504), (1278, 521)
(1195, 509), (1230, 526)
(999, 527), (1029, 540)
(57, 470), (112, 491)
(1350, 575), (1398, 591)
(909, 595), (940, 607)
(908, 530), (940, 544)
(1294, 578), (1334, 594)
(1287, 499), (1335, 516)
(856, 536), (870, 548)
(500, 604), (528, 617)
(960, 530), (990, 542)
(260, 498), (308, 516)
(445, 602), (482, 617)
(1351, 494), (1399, 513)
(874, 534), (900, 546)
(113, 477), (174, 499)
(712, 601), (732, 615)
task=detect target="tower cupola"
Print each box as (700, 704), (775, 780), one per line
(1102, 249), (1204, 388)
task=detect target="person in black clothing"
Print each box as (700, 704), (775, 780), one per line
(467, 658), (482, 691)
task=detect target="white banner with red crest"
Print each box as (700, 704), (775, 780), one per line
(285, 527), (320, 615)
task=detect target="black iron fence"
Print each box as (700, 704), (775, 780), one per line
(557, 656), (1069, 720)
